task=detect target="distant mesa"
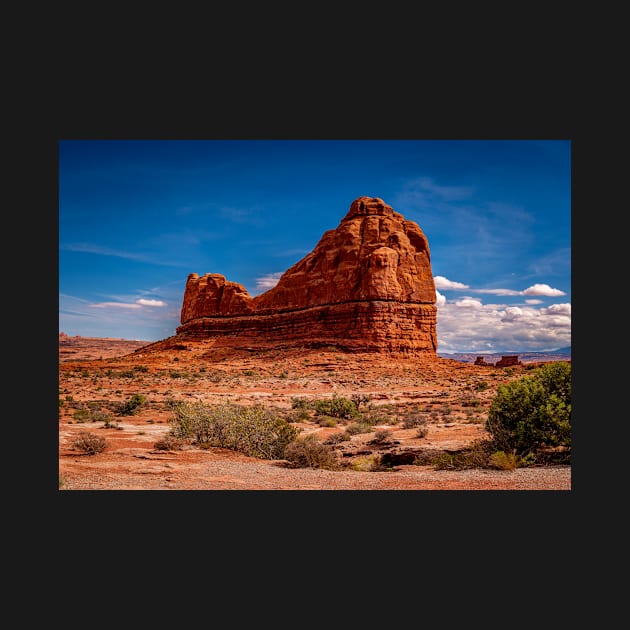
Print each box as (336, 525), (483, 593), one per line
(174, 196), (438, 354)
(474, 355), (522, 367)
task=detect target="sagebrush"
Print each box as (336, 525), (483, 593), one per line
(168, 401), (299, 459)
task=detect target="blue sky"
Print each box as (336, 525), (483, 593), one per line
(59, 140), (571, 353)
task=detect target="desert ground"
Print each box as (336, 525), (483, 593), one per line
(58, 336), (571, 490)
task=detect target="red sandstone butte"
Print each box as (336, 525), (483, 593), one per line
(176, 196), (438, 354)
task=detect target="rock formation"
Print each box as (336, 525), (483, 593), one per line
(176, 196), (438, 354)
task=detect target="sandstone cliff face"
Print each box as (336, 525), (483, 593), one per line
(176, 196), (437, 354)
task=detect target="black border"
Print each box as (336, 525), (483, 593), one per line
(44, 74), (589, 562)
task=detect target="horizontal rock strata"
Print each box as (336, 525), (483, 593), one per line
(176, 196), (438, 354)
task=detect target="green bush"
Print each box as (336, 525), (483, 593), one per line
(488, 450), (519, 470)
(284, 434), (340, 469)
(485, 361), (571, 456)
(291, 397), (313, 410)
(116, 393), (147, 416)
(168, 401), (299, 459)
(348, 454), (388, 472)
(314, 395), (358, 419)
(72, 408), (92, 423)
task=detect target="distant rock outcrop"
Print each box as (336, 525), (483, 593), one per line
(176, 196), (438, 354)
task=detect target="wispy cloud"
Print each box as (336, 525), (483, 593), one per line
(60, 243), (186, 267)
(526, 248), (571, 277)
(400, 176), (475, 202)
(136, 299), (167, 307)
(89, 298), (168, 309)
(394, 178), (537, 272)
(255, 272), (283, 291)
(90, 302), (143, 309)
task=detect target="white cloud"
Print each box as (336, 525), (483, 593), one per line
(501, 307), (525, 322)
(136, 299), (167, 307)
(89, 302), (142, 309)
(544, 303), (571, 316)
(436, 298), (571, 353)
(522, 283), (566, 297)
(434, 276), (469, 290)
(525, 299), (543, 304)
(435, 289), (446, 307)
(434, 277), (566, 298)
(454, 297), (483, 309)
(255, 272), (283, 291)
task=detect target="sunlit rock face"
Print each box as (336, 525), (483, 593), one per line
(177, 196), (437, 354)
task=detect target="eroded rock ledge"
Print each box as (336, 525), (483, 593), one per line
(176, 196), (438, 354)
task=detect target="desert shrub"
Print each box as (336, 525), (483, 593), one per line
(370, 430), (393, 445)
(90, 409), (113, 423)
(415, 424), (429, 438)
(361, 409), (393, 425)
(324, 432), (351, 445)
(345, 421), (374, 435)
(460, 396), (482, 407)
(72, 408), (91, 423)
(485, 361), (571, 456)
(401, 412), (429, 429)
(168, 401), (299, 459)
(433, 452), (464, 470)
(314, 395), (358, 419)
(291, 397), (314, 410)
(488, 450), (519, 470)
(351, 393), (371, 410)
(72, 431), (107, 455)
(433, 440), (496, 470)
(284, 434), (340, 470)
(348, 454), (387, 472)
(153, 436), (183, 451)
(412, 450), (443, 466)
(316, 416), (337, 427)
(285, 409), (311, 423)
(116, 393), (146, 416)
(101, 417), (120, 429)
